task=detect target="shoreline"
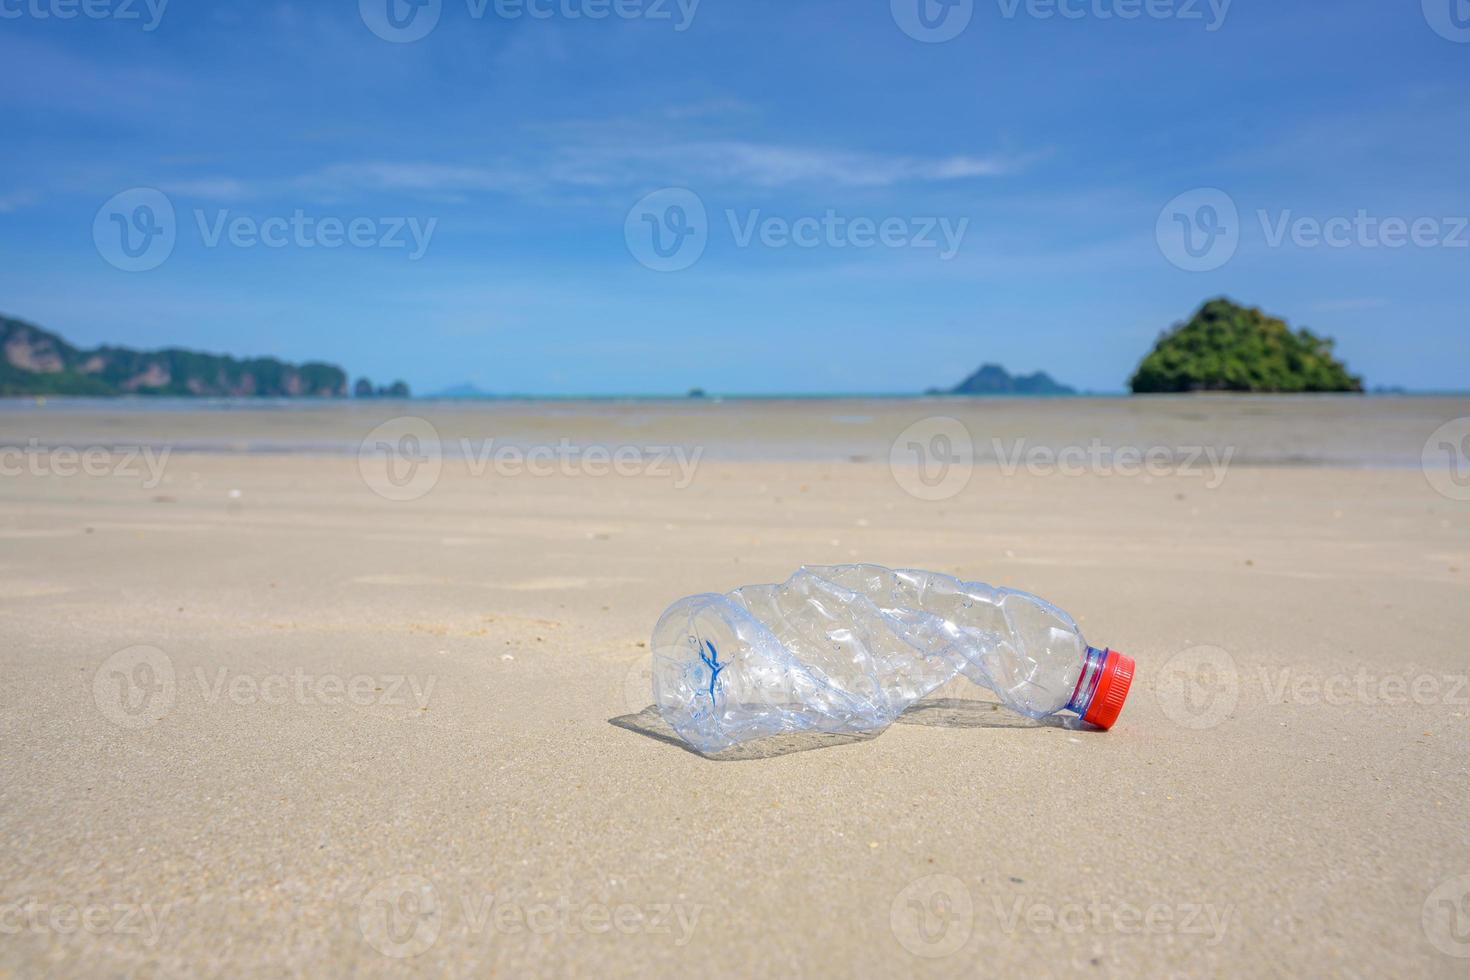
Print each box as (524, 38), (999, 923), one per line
(2, 395), (1466, 469)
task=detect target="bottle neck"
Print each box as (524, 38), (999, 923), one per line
(1067, 646), (1109, 716)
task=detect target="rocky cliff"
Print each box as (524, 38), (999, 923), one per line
(1, 315), (349, 397)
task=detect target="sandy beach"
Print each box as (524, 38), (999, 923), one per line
(2, 397), (1468, 977)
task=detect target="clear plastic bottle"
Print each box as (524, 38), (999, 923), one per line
(650, 564), (1133, 753)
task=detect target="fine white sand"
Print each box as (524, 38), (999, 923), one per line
(1, 399), (1468, 976)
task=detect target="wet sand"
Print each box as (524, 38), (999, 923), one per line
(4, 393), (1465, 465)
(1, 398), (1468, 976)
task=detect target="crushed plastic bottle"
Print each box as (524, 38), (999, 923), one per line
(651, 564), (1133, 753)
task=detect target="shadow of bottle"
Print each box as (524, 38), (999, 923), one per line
(609, 697), (1088, 762)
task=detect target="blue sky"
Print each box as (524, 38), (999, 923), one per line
(1, 0), (1466, 394)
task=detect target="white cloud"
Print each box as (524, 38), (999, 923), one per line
(148, 139), (1023, 204)
(0, 190), (39, 213)
(550, 140), (1019, 189)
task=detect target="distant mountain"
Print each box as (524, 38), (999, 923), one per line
(1, 314), (349, 397)
(1130, 298), (1363, 394)
(930, 363), (1077, 396)
(427, 382), (493, 399)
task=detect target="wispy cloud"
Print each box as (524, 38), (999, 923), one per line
(1305, 298), (1388, 313)
(148, 139), (1023, 204)
(159, 163), (536, 202)
(0, 191), (39, 213)
(549, 141), (1020, 188)
(304, 162), (537, 196)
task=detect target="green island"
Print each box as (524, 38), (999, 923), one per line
(1129, 298), (1363, 394)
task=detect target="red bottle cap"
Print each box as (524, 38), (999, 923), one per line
(1082, 649), (1135, 730)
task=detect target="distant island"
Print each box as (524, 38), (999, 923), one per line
(1131, 298), (1363, 394)
(1, 314), (405, 398)
(355, 378), (412, 399)
(928, 363), (1077, 396)
(4, 300), (1370, 400)
(427, 382), (493, 400)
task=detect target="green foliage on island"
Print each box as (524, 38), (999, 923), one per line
(929, 363), (1076, 396)
(355, 378), (412, 399)
(1130, 299), (1363, 394)
(0, 359), (115, 397)
(1, 314), (351, 398)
